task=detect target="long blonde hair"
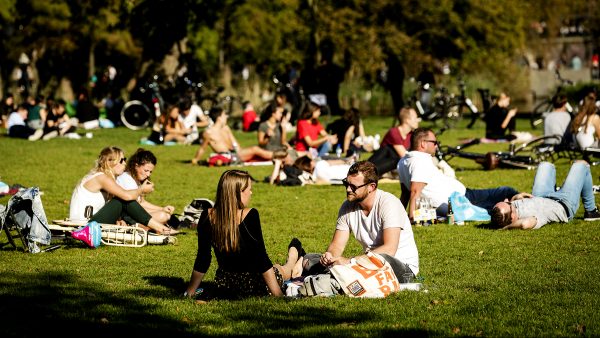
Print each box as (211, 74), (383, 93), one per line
(572, 92), (598, 134)
(91, 146), (124, 180)
(210, 170), (251, 252)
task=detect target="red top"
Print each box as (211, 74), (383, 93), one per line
(295, 119), (324, 151)
(381, 127), (412, 149)
(242, 109), (257, 131)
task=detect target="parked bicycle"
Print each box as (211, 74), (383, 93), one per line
(436, 135), (562, 170)
(530, 69), (574, 129)
(409, 77), (478, 129)
(120, 75), (165, 130)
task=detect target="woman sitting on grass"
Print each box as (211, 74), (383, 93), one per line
(69, 146), (178, 235)
(185, 169), (304, 299)
(116, 148), (178, 228)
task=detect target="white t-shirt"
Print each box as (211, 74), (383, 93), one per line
(313, 160), (351, 183)
(543, 111), (571, 143)
(336, 189), (419, 276)
(7, 112), (26, 129)
(397, 151), (466, 213)
(181, 103), (204, 142)
(69, 172), (106, 221)
(116, 172), (141, 201)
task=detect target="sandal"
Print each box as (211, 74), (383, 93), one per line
(288, 237), (306, 257)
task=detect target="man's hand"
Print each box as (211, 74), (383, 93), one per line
(320, 252), (350, 266)
(511, 192), (532, 201)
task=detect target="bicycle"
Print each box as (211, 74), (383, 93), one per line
(530, 69), (574, 129)
(120, 75), (165, 130)
(409, 78), (478, 129)
(436, 135), (563, 170)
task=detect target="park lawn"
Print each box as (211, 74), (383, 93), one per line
(0, 116), (599, 337)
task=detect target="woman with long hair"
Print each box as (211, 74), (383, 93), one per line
(572, 91), (600, 149)
(69, 146), (178, 235)
(116, 148), (176, 226)
(185, 169), (304, 298)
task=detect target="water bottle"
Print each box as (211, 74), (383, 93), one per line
(336, 145), (342, 158)
(447, 198), (454, 225)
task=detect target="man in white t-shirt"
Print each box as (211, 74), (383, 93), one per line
(320, 161), (419, 281)
(397, 128), (518, 221)
(180, 99), (210, 145)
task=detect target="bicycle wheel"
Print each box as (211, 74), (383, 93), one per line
(121, 100), (151, 130)
(511, 135), (561, 165)
(530, 100), (552, 129)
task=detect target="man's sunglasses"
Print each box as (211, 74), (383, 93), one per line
(423, 140), (439, 146)
(342, 178), (371, 193)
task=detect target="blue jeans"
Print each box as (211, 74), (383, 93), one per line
(465, 186), (519, 212)
(317, 140), (332, 158)
(531, 161), (596, 219)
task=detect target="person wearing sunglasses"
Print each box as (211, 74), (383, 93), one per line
(397, 128), (518, 222)
(491, 160), (600, 229)
(319, 161), (419, 283)
(69, 146), (178, 235)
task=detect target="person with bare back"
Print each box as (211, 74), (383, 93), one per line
(191, 107), (281, 165)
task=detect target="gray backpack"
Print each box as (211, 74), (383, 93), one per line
(298, 273), (343, 297)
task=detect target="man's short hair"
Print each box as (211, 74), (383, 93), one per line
(398, 107), (413, 124)
(348, 161), (378, 187)
(491, 205), (511, 228)
(410, 127), (434, 151)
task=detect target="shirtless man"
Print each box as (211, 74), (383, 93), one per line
(191, 107), (276, 165)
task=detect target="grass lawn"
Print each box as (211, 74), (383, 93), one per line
(1, 116), (599, 337)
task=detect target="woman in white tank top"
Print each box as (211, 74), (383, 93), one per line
(572, 92), (600, 149)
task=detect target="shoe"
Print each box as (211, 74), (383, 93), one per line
(42, 130), (58, 140)
(288, 238), (306, 257)
(584, 208), (600, 221)
(65, 132), (81, 139)
(28, 129), (44, 141)
(593, 185), (600, 194)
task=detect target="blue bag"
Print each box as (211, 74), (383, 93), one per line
(450, 191), (491, 222)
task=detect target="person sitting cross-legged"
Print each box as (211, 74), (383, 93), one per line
(491, 160), (600, 230)
(191, 107), (276, 165)
(319, 161), (419, 283)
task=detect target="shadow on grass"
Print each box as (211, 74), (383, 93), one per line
(0, 271), (436, 336)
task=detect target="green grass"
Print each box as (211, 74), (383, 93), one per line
(1, 116), (599, 337)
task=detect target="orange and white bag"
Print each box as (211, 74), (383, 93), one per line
(329, 252), (400, 298)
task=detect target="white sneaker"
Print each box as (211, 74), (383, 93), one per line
(28, 129), (44, 141)
(65, 132), (81, 139)
(42, 130), (59, 140)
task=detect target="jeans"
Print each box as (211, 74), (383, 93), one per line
(368, 145), (400, 177)
(317, 140), (332, 158)
(465, 186), (519, 212)
(380, 254), (415, 283)
(531, 161), (595, 219)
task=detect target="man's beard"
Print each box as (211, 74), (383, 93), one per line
(347, 191), (368, 203)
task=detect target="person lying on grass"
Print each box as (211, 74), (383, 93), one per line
(397, 127), (518, 222)
(185, 169), (304, 299)
(191, 107), (277, 165)
(69, 146), (178, 235)
(319, 161), (420, 283)
(491, 160), (600, 230)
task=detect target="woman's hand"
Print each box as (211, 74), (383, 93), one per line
(140, 180), (154, 194)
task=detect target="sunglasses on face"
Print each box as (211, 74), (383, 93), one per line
(120, 157), (127, 164)
(341, 178), (370, 193)
(424, 140), (439, 146)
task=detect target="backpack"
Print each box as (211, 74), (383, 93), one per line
(180, 198), (214, 229)
(298, 273), (343, 297)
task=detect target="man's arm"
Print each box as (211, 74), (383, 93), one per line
(502, 216), (537, 230)
(408, 181), (427, 221)
(320, 229), (350, 266)
(368, 227), (400, 257)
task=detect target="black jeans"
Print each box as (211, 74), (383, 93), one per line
(367, 145), (400, 177)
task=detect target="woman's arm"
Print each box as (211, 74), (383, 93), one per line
(185, 270), (206, 298)
(257, 128), (270, 146)
(92, 174), (152, 201)
(501, 108), (517, 129)
(262, 268), (283, 296)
